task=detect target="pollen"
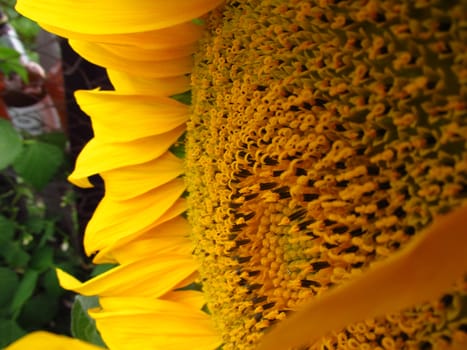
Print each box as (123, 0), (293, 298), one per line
(186, 1), (467, 349)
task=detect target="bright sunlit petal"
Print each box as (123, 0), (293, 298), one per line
(75, 90), (188, 142)
(90, 297), (222, 350)
(16, 0), (223, 34)
(5, 332), (104, 350)
(57, 253), (197, 298)
(84, 179), (186, 255)
(70, 39), (193, 78)
(68, 125), (185, 188)
(107, 70), (191, 96)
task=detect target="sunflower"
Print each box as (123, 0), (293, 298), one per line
(9, 1), (467, 350)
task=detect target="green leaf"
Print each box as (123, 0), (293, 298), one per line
(10, 270), (39, 317)
(0, 268), (19, 308)
(0, 47), (28, 82)
(0, 119), (22, 170)
(0, 319), (26, 348)
(90, 263), (117, 277)
(41, 269), (63, 298)
(71, 295), (106, 347)
(171, 90), (191, 105)
(2, 242), (30, 268)
(0, 215), (15, 240)
(29, 246), (54, 272)
(12, 140), (64, 190)
(17, 293), (58, 328)
(36, 131), (68, 150)
(169, 132), (186, 159)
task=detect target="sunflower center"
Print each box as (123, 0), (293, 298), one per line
(186, 1), (467, 349)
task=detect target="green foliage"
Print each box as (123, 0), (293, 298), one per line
(0, 119), (22, 170)
(0, 47), (28, 81)
(0, 123), (90, 347)
(1, 0), (41, 49)
(13, 140), (64, 190)
(71, 296), (106, 347)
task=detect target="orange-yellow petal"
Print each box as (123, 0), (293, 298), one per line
(101, 152), (184, 201)
(70, 39), (193, 78)
(39, 21), (205, 49)
(68, 125), (185, 188)
(75, 90), (188, 142)
(84, 178), (185, 255)
(103, 216), (192, 264)
(57, 253), (197, 298)
(5, 331), (104, 350)
(98, 42), (197, 62)
(92, 198), (188, 264)
(16, 0), (223, 34)
(107, 70), (190, 96)
(257, 205), (467, 350)
(90, 297), (222, 350)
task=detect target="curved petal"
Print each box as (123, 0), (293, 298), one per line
(102, 152), (184, 201)
(57, 253), (197, 298)
(68, 125), (185, 188)
(98, 42), (197, 61)
(90, 297), (222, 350)
(16, 0), (223, 34)
(70, 39), (193, 77)
(75, 90), (188, 142)
(107, 70), (190, 96)
(5, 332), (104, 350)
(40, 21), (205, 49)
(257, 205), (467, 350)
(105, 216), (192, 264)
(92, 198), (188, 264)
(84, 179), (185, 255)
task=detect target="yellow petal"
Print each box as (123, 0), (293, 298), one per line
(16, 0), (223, 34)
(40, 21), (205, 49)
(102, 152), (184, 201)
(70, 39), (193, 77)
(57, 253), (197, 298)
(90, 297), (222, 350)
(257, 205), (467, 350)
(92, 198), (188, 264)
(68, 125), (185, 188)
(104, 216), (192, 264)
(98, 42), (197, 61)
(107, 70), (190, 96)
(162, 290), (207, 311)
(84, 178), (185, 255)
(75, 90), (188, 142)
(5, 331), (104, 350)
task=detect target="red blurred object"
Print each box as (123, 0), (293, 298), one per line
(0, 10), (63, 135)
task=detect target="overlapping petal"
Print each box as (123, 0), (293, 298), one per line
(84, 178), (185, 255)
(5, 332), (104, 350)
(89, 297), (222, 350)
(258, 205), (467, 350)
(16, 0), (223, 34)
(68, 125), (185, 188)
(70, 40), (194, 77)
(57, 253), (197, 298)
(92, 198), (188, 264)
(39, 21), (205, 49)
(97, 42), (197, 62)
(104, 216), (192, 264)
(75, 90), (188, 142)
(107, 70), (190, 96)
(101, 152), (184, 201)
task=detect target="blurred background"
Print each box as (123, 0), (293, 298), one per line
(0, 0), (110, 347)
